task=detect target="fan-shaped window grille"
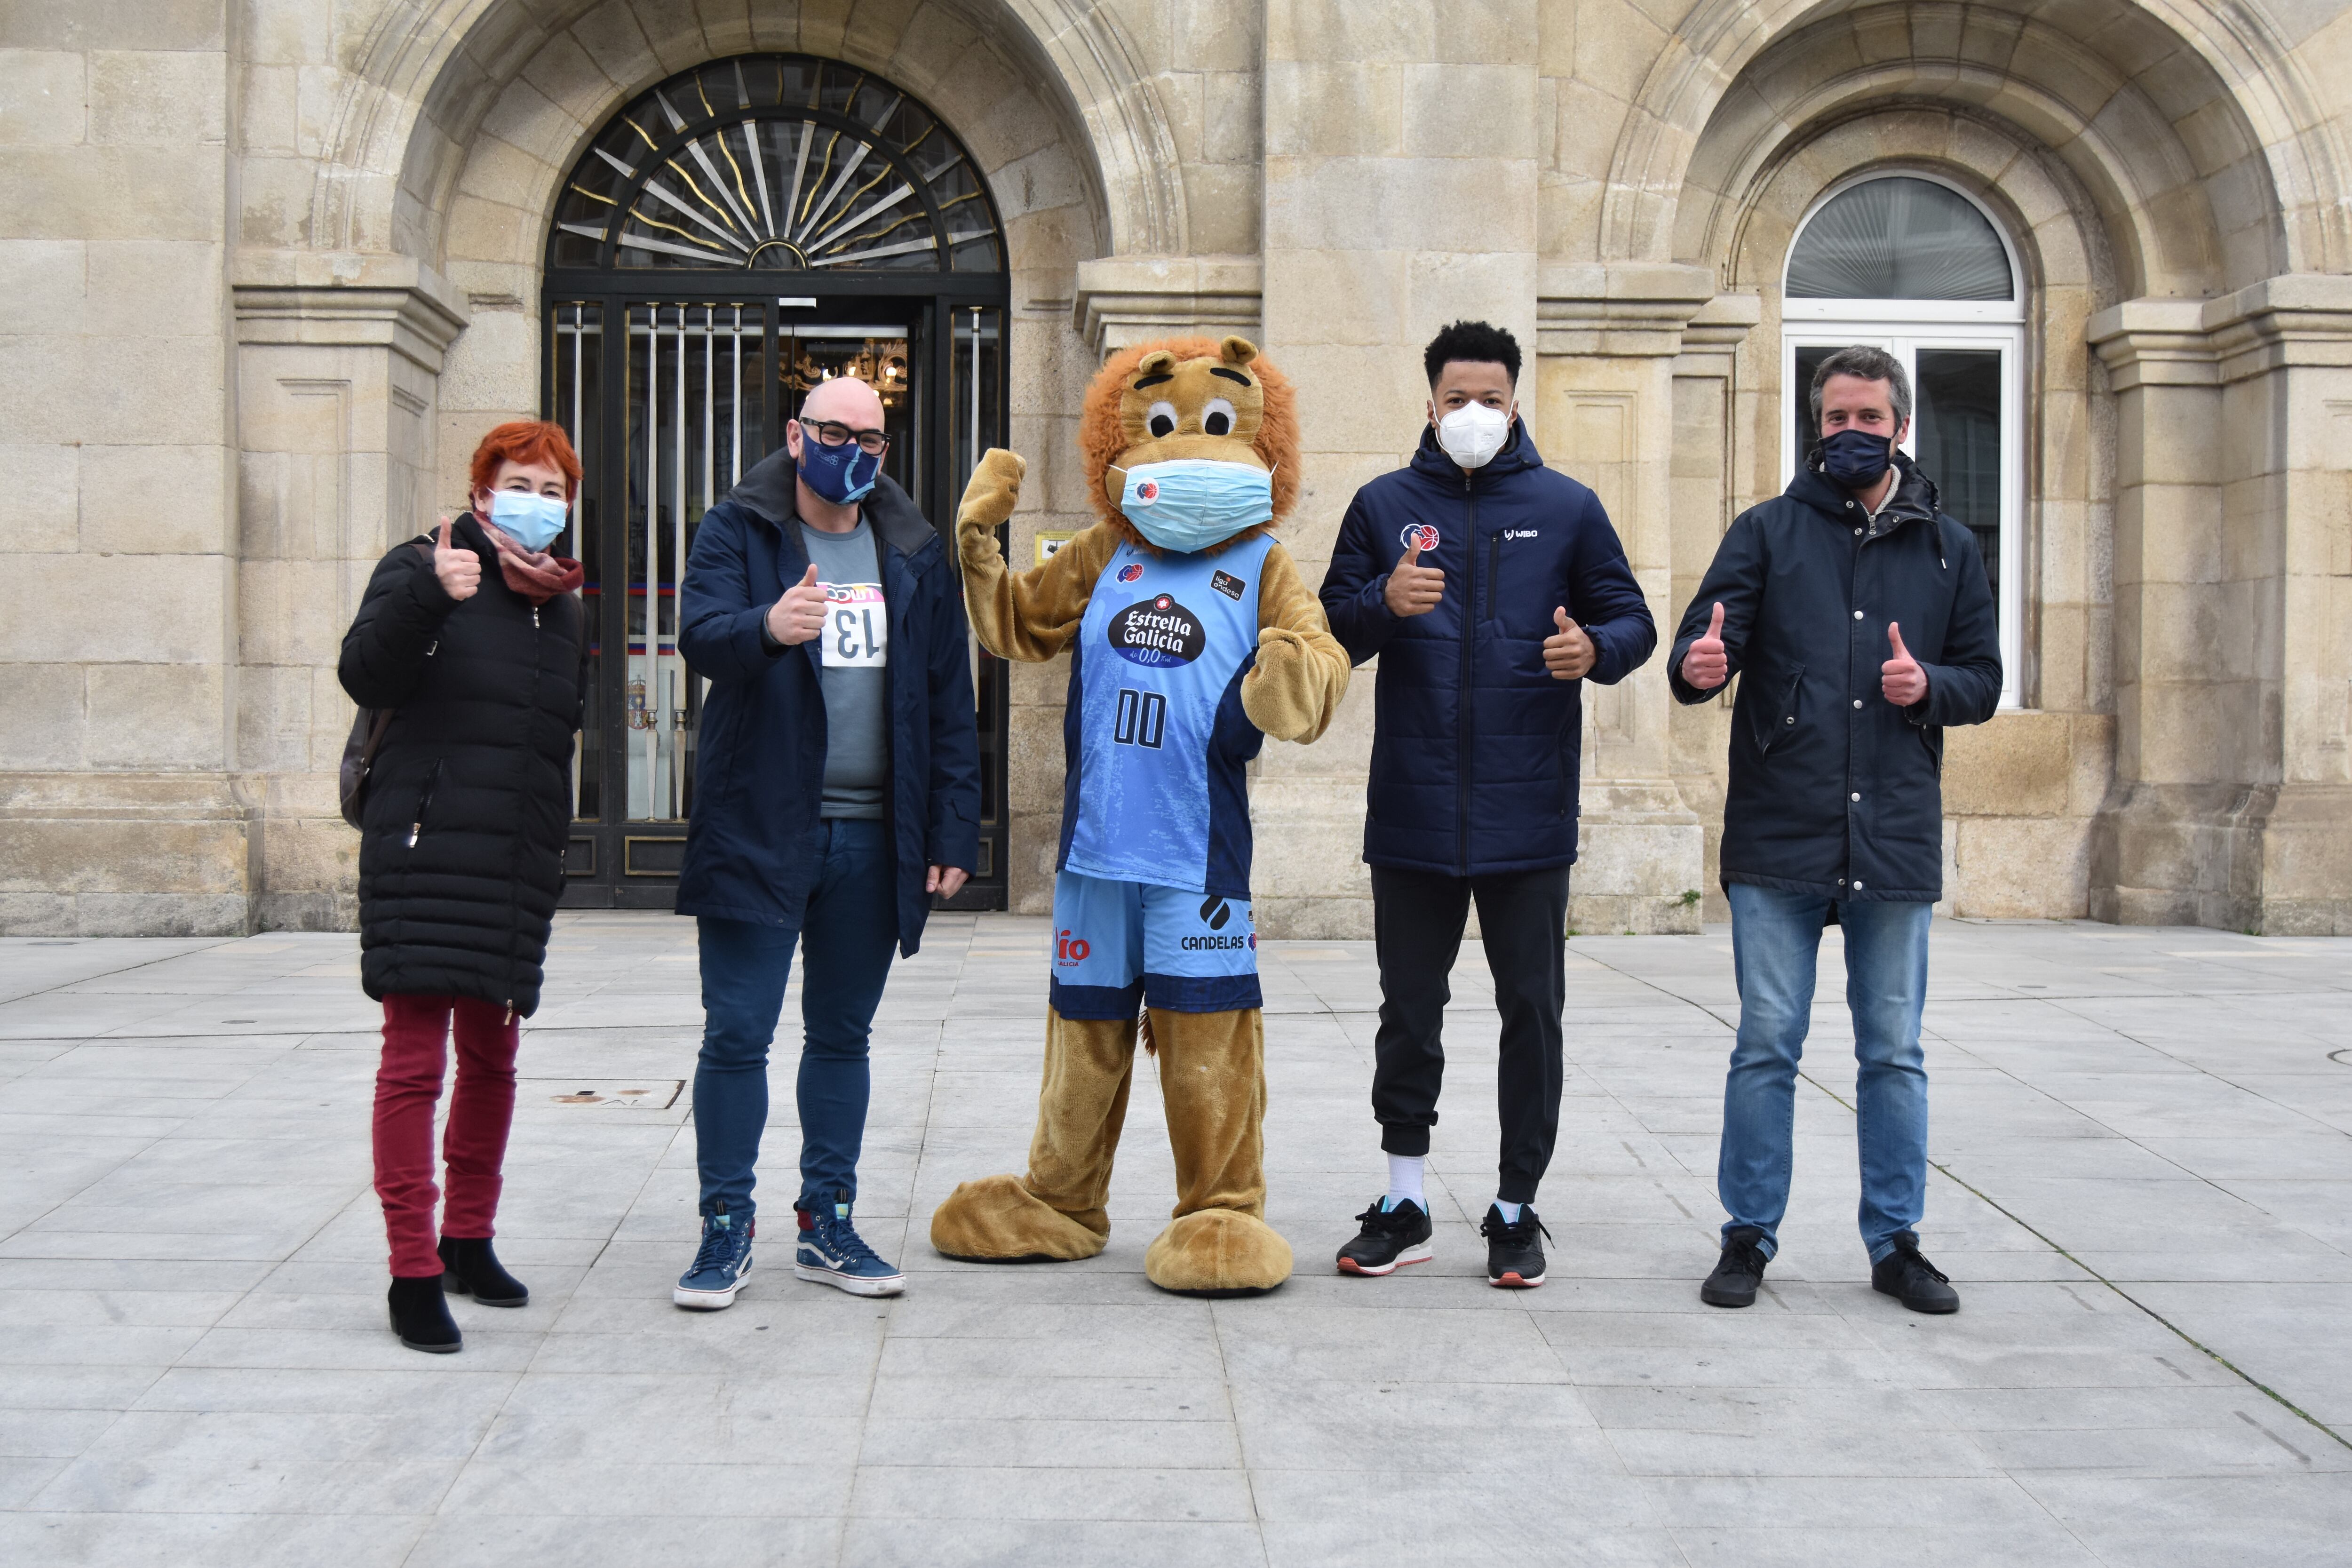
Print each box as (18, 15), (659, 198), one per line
(1786, 177), (2011, 301)
(549, 55), (1003, 274)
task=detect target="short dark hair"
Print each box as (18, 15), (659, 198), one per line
(1809, 345), (1911, 429)
(1423, 319), (1521, 387)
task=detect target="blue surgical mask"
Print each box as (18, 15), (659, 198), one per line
(486, 489), (569, 552)
(1113, 459), (1275, 553)
(1820, 428), (1895, 491)
(797, 426), (882, 506)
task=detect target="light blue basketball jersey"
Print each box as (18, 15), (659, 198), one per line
(1059, 533), (1273, 896)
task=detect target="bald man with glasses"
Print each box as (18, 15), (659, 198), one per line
(671, 374), (981, 1308)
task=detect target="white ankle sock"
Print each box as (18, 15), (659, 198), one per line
(1493, 1199), (1523, 1223)
(1383, 1154), (1425, 1212)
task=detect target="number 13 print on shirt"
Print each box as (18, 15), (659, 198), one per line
(820, 583), (888, 668)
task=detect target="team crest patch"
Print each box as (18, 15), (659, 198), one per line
(1211, 569), (1245, 600)
(1109, 594), (1205, 667)
(1400, 523), (1439, 553)
(1117, 562), (1144, 583)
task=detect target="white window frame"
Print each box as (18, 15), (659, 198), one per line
(1782, 172), (2026, 708)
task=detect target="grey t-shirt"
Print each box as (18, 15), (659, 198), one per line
(797, 518), (888, 820)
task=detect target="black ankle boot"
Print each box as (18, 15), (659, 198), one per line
(388, 1275), (461, 1353)
(437, 1236), (528, 1307)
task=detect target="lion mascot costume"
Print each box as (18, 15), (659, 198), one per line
(930, 335), (1349, 1295)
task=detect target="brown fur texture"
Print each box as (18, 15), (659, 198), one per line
(1077, 335), (1300, 551)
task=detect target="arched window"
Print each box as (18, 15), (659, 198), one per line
(548, 55), (1003, 274)
(1783, 174), (2024, 707)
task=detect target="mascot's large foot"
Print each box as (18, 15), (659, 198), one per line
(930, 1174), (1107, 1263)
(1144, 1209), (1294, 1297)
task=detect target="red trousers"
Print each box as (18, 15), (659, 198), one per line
(373, 994), (520, 1278)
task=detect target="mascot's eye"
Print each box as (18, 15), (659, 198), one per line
(1202, 398), (1237, 438)
(1146, 400), (1178, 439)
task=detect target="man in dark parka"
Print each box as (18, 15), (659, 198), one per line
(1671, 345), (2001, 1315)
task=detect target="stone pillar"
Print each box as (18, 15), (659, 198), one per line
(2089, 279), (2352, 934)
(231, 251), (468, 930)
(1532, 264), (1720, 934)
(1254, 0), (1539, 938)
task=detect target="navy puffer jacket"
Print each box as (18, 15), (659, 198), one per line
(1319, 425), (1656, 875)
(1667, 453), (2002, 901)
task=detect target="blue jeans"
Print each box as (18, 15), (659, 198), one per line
(1718, 882), (1932, 1264)
(693, 819), (897, 1221)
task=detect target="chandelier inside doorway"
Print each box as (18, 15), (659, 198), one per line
(549, 55), (1005, 275)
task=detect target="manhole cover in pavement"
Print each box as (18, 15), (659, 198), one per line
(525, 1079), (683, 1108)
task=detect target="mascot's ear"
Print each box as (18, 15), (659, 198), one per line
(1135, 349), (1177, 382)
(1219, 336), (1260, 368)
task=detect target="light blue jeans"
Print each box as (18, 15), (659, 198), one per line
(1718, 882), (1932, 1264)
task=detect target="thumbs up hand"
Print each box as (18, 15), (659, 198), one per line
(432, 517), (480, 602)
(767, 564), (828, 646)
(1543, 605), (1595, 680)
(1383, 533), (1446, 618)
(1881, 621), (1928, 707)
(1681, 600), (1729, 690)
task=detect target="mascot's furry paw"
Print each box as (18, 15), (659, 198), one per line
(1144, 1209), (1294, 1297)
(955, 448), (1025, 547)
(930, 1173), (1107, 1263)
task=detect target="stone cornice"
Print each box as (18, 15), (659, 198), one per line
(2090, 277), (2352, 389)
(231, 251), (470, 374)
(1536, 263), (1720, 357)
(1073, 255), (1262, 357)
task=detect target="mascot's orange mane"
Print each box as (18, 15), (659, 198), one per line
(1076, 335), (1300, 551)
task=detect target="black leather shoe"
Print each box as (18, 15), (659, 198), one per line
(1701, 1226), (1769, 1308)
(1872, 1236), (1959, 1314)
(1479, 1204), (1551, 1288)
(438, 1236), (528, 1307)
(388, 1275), (461, 1353)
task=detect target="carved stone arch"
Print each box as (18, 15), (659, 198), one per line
(312, 0), (1184, 269)
(1598, 0), (2341, 282)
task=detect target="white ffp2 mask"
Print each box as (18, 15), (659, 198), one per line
(1435, 402), (1510, 469)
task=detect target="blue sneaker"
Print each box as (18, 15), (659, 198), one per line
(794, 1193), (904, 1297)
(673, 1205), (755, 1310)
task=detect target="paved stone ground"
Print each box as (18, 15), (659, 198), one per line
(4, 914), (2351, 1566)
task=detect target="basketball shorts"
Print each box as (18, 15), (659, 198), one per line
(1047, 869), (1261, 1018)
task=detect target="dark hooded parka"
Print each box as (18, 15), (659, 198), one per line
(1667, 451), (2002, 902)
(338, 511), (585, 1016)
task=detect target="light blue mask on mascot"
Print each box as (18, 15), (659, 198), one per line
(1112, 459), (1275, 554)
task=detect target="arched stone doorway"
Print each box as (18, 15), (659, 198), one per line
(534, 53), (1012, 907)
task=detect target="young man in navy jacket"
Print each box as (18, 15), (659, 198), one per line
(1318, 321), (1656, 1288)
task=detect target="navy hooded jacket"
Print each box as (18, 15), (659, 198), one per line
(1667, 452), (2002, 902)
(675, 451), (980, 955)
(1319, 424), (1656, 876)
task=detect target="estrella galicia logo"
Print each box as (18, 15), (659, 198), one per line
(1183, 895), (1253, 951)
(1117, 562), (1144, 584)
(1211, 569), (1245, 601)
(1399, 523), (1439, 553)
(1108, 593), (1205, 667)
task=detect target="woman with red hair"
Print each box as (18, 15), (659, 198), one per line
(337, 420), (587, 1353)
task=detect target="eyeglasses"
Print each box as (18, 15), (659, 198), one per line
(798, 417), (890, 456)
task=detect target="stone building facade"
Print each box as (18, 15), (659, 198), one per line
(3, 0), (2349, 937)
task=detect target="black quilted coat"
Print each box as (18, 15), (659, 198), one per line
(338, 511), (584, 1015)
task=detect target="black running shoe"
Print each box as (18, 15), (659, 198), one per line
(1872, 1235), (1959, 1314)
(1701, 1225), (1769, 1308)
(1336, 1198), (1433, 1276)
(1479, 1204), (1550, 1288)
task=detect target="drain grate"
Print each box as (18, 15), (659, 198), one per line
(524, 1078), (684, 1109)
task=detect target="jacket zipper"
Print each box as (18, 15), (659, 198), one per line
(1486, 533), (1501, 622)
(1457, 471), (1476, 876)
(406, 759), (444, 848)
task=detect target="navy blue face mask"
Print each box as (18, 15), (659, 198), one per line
(795, 425), (882, 505)
(1820, 428), (1895, 491)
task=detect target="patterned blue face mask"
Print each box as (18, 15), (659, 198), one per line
(1113, 459), (1275, 553)
(797, 424), (882, 505)
(486, 489), (569, 552)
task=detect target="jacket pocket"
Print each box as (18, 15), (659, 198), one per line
(1920, 725), (1944, 773)
(405, 759), (444, 849)
(1753, 666), (1804, 756)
